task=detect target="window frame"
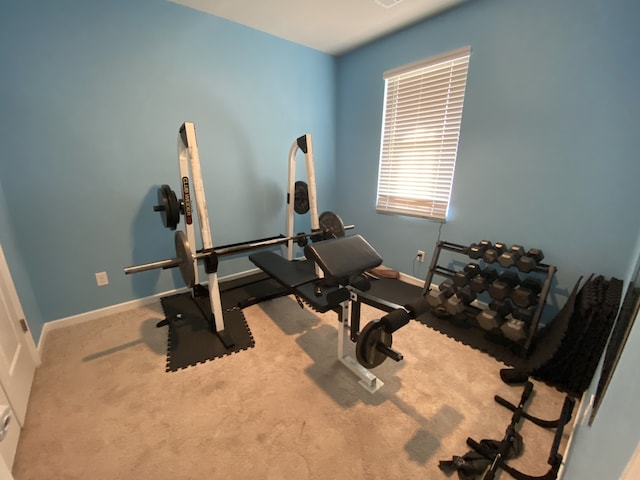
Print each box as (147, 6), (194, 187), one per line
(376, 46), (471, 222)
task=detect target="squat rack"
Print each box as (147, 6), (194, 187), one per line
(126, 123), (327, 350)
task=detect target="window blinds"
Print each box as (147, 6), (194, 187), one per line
(376, 46), (471, 221)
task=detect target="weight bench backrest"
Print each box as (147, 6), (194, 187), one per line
(304, 235), (383, 281)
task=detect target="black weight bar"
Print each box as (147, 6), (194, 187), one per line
(125, 212), (352, 287)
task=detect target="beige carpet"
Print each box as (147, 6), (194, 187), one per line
(13, 295), (573, 479)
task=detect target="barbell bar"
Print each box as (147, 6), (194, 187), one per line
(124, 211), (353, 287)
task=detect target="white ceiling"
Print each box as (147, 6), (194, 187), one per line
(169, 0), (468, 55)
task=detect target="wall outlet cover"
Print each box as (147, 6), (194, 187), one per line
(95, 272), (109, 286)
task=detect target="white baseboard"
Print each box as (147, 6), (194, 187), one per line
(37, 267), (262, 354)
(398, 272), (425, 288)
(37, 287), (187, 354)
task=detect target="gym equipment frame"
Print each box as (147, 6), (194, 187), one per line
(249, 234), (389, 393)
(178, 122), (230, 347)
(466, 391), (575, 480)
(286, 135), (319, 262)
(249, 231), (435, 393)
(423, 240), (556, 355)
(124, 124), (349, 348)
(125, 123), (417, 391)
(126, 124), (386, 383)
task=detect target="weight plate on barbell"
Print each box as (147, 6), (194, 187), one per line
(296, 232), (309, 248)
(157, 185), (181, 230)
(356, 320), (392, 369)
(318, 211), (345, 240)
(294, 181), (310, 214)
(174, 230), (196, 287)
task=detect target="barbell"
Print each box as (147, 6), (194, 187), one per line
(124, 211), (353, 287)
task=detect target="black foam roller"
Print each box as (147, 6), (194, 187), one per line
(381, 309), (412, 333)
(500, 368), (530, 385)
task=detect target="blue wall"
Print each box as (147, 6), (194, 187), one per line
(0, 182), (44, 338)
(336, 0), (640, 295)
(335, 0), (640, 478)
(0, 0), (336, 343)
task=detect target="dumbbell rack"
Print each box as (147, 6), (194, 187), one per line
(422, 240), (556, 355)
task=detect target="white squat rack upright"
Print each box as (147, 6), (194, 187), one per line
(177, 122), (233, 347)
(174, 124), (322, 347)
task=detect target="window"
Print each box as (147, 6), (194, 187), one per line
(376, 46), (471, 221)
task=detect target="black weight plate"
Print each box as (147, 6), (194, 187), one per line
(296, 232), (309, 247)
(157, 185), (180, 230)
(356, 320), (392, 369)
(174, 230), (195, 287)
(318, 211), (345, 239)
(294, 180), (310, 214)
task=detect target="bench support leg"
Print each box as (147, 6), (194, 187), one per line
(337, 293), (384, 394)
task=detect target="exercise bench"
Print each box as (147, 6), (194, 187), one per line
(250, 234), (395, 392)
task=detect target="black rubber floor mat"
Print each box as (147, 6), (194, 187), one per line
(160, 292), (255, 372)
(367, 277), (528, 368)
(367, 276), (423, 306)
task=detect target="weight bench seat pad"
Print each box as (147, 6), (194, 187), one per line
(248, 252), (317, 288)
(304, 235), (383, 280)
(248, 252), (342, 312)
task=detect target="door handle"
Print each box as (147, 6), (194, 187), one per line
(0, 405), (10, 441)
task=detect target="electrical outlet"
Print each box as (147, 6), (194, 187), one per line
(416, 250), (425, 263)
(95, 271), (109, 286)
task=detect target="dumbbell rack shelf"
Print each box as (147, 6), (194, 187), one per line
(423, 240), (556, 355)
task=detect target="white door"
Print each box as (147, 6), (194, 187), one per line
(0, 385), (19, 472)
(0, 244), (39, 427)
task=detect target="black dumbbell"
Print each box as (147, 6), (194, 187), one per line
(470, 267), (499, 293)
(511, 277), (542, 308)
(497, 245), (525, 268)
(501, 306), (536, 342)
(453, 263), (482, 287)
(500, 317), (528, 342)
(476, 299), (512, 331)
(488, 271), (520, 301)
(427, 279), (458, 308)
(512, 305), (536, 324)
(445, 285), (477, 315)
(516, 248), (545, 273)
(476, 309), (505, 331)
(490, 298), (514, 317)
(483, 242), (507, 264)
(468, 240), (492, 260)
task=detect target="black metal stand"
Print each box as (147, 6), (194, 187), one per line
(423, 240), (556, 355)
(465, 393), (575, 480)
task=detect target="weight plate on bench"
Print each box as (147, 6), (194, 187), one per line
(174, 230), (195, 287)
(156, 185), (181, 230)
(318, 211), (345, 240)
(356, 320), (392, 369)
(294, 181), (310, 214)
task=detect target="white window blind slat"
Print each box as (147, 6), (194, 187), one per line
(386, 73), (469, 95)
(388, 93), (467, 111)
(376, 46), (471, 221)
